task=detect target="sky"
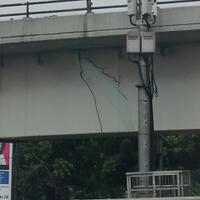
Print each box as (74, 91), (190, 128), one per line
(0, 0), (199, 20)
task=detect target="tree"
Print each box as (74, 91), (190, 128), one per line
(163, 134), (200, 195)
(13, 134), (200, 199)
(13, 137), (138, 200)
(13, 141), (73, 200)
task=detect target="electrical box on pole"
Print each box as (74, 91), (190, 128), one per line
(141, 0), (153, 16)
(126, 31), (140, 53)
(127, 0), (157, 26)
(141, 32), (156, 52)
(128, 0), (137, 16)
(127, 31), (155, 53)
(141, 0), (157, 16)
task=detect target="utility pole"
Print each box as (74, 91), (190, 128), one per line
(127, 0), (158, 172)
(138, 56), (151, 172)
(126, 5), (192, 196)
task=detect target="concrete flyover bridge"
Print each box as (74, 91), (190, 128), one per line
(0, 1), (200, 140)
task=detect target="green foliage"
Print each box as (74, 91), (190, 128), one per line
(163, 135), (200, 195)
(13, 137), (137, 200)
(52, 159), (73, 178)
(163, 135), (200, 170)
(101, 158), (117, 174)
(12, 135), (200, 199)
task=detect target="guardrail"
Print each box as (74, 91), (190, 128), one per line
(126, 170), (191, 198)
(0, 0), (200, 19)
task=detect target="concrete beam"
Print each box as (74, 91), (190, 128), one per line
(0, 6), (200, 54)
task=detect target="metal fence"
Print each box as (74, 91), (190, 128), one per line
(0, 0), (200, 19)
(126, 170), (191, 198)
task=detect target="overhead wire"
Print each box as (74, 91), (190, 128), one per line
(128, 54), (158, 100)
(143, 54), (158, 170)
(129, 15), (137, 26)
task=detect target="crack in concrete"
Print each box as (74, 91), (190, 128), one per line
(78, 52), (134, 131)
(78, 52), (103, 133)
(85, 57), (128, 101)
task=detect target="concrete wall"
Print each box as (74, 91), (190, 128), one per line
(0, 43), (200, 139)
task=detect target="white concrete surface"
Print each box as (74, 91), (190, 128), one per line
(0, 43), (200, 139)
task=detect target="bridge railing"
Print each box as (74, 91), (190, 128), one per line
(0, 0), (200, 19)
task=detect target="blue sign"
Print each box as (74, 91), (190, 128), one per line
(0, 171), (9, 184)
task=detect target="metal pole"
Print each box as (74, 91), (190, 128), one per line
(138, 56), (151, 172)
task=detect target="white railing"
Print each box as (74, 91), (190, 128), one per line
(0, 0), (199, 20)
(126, 170), (191, 198)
